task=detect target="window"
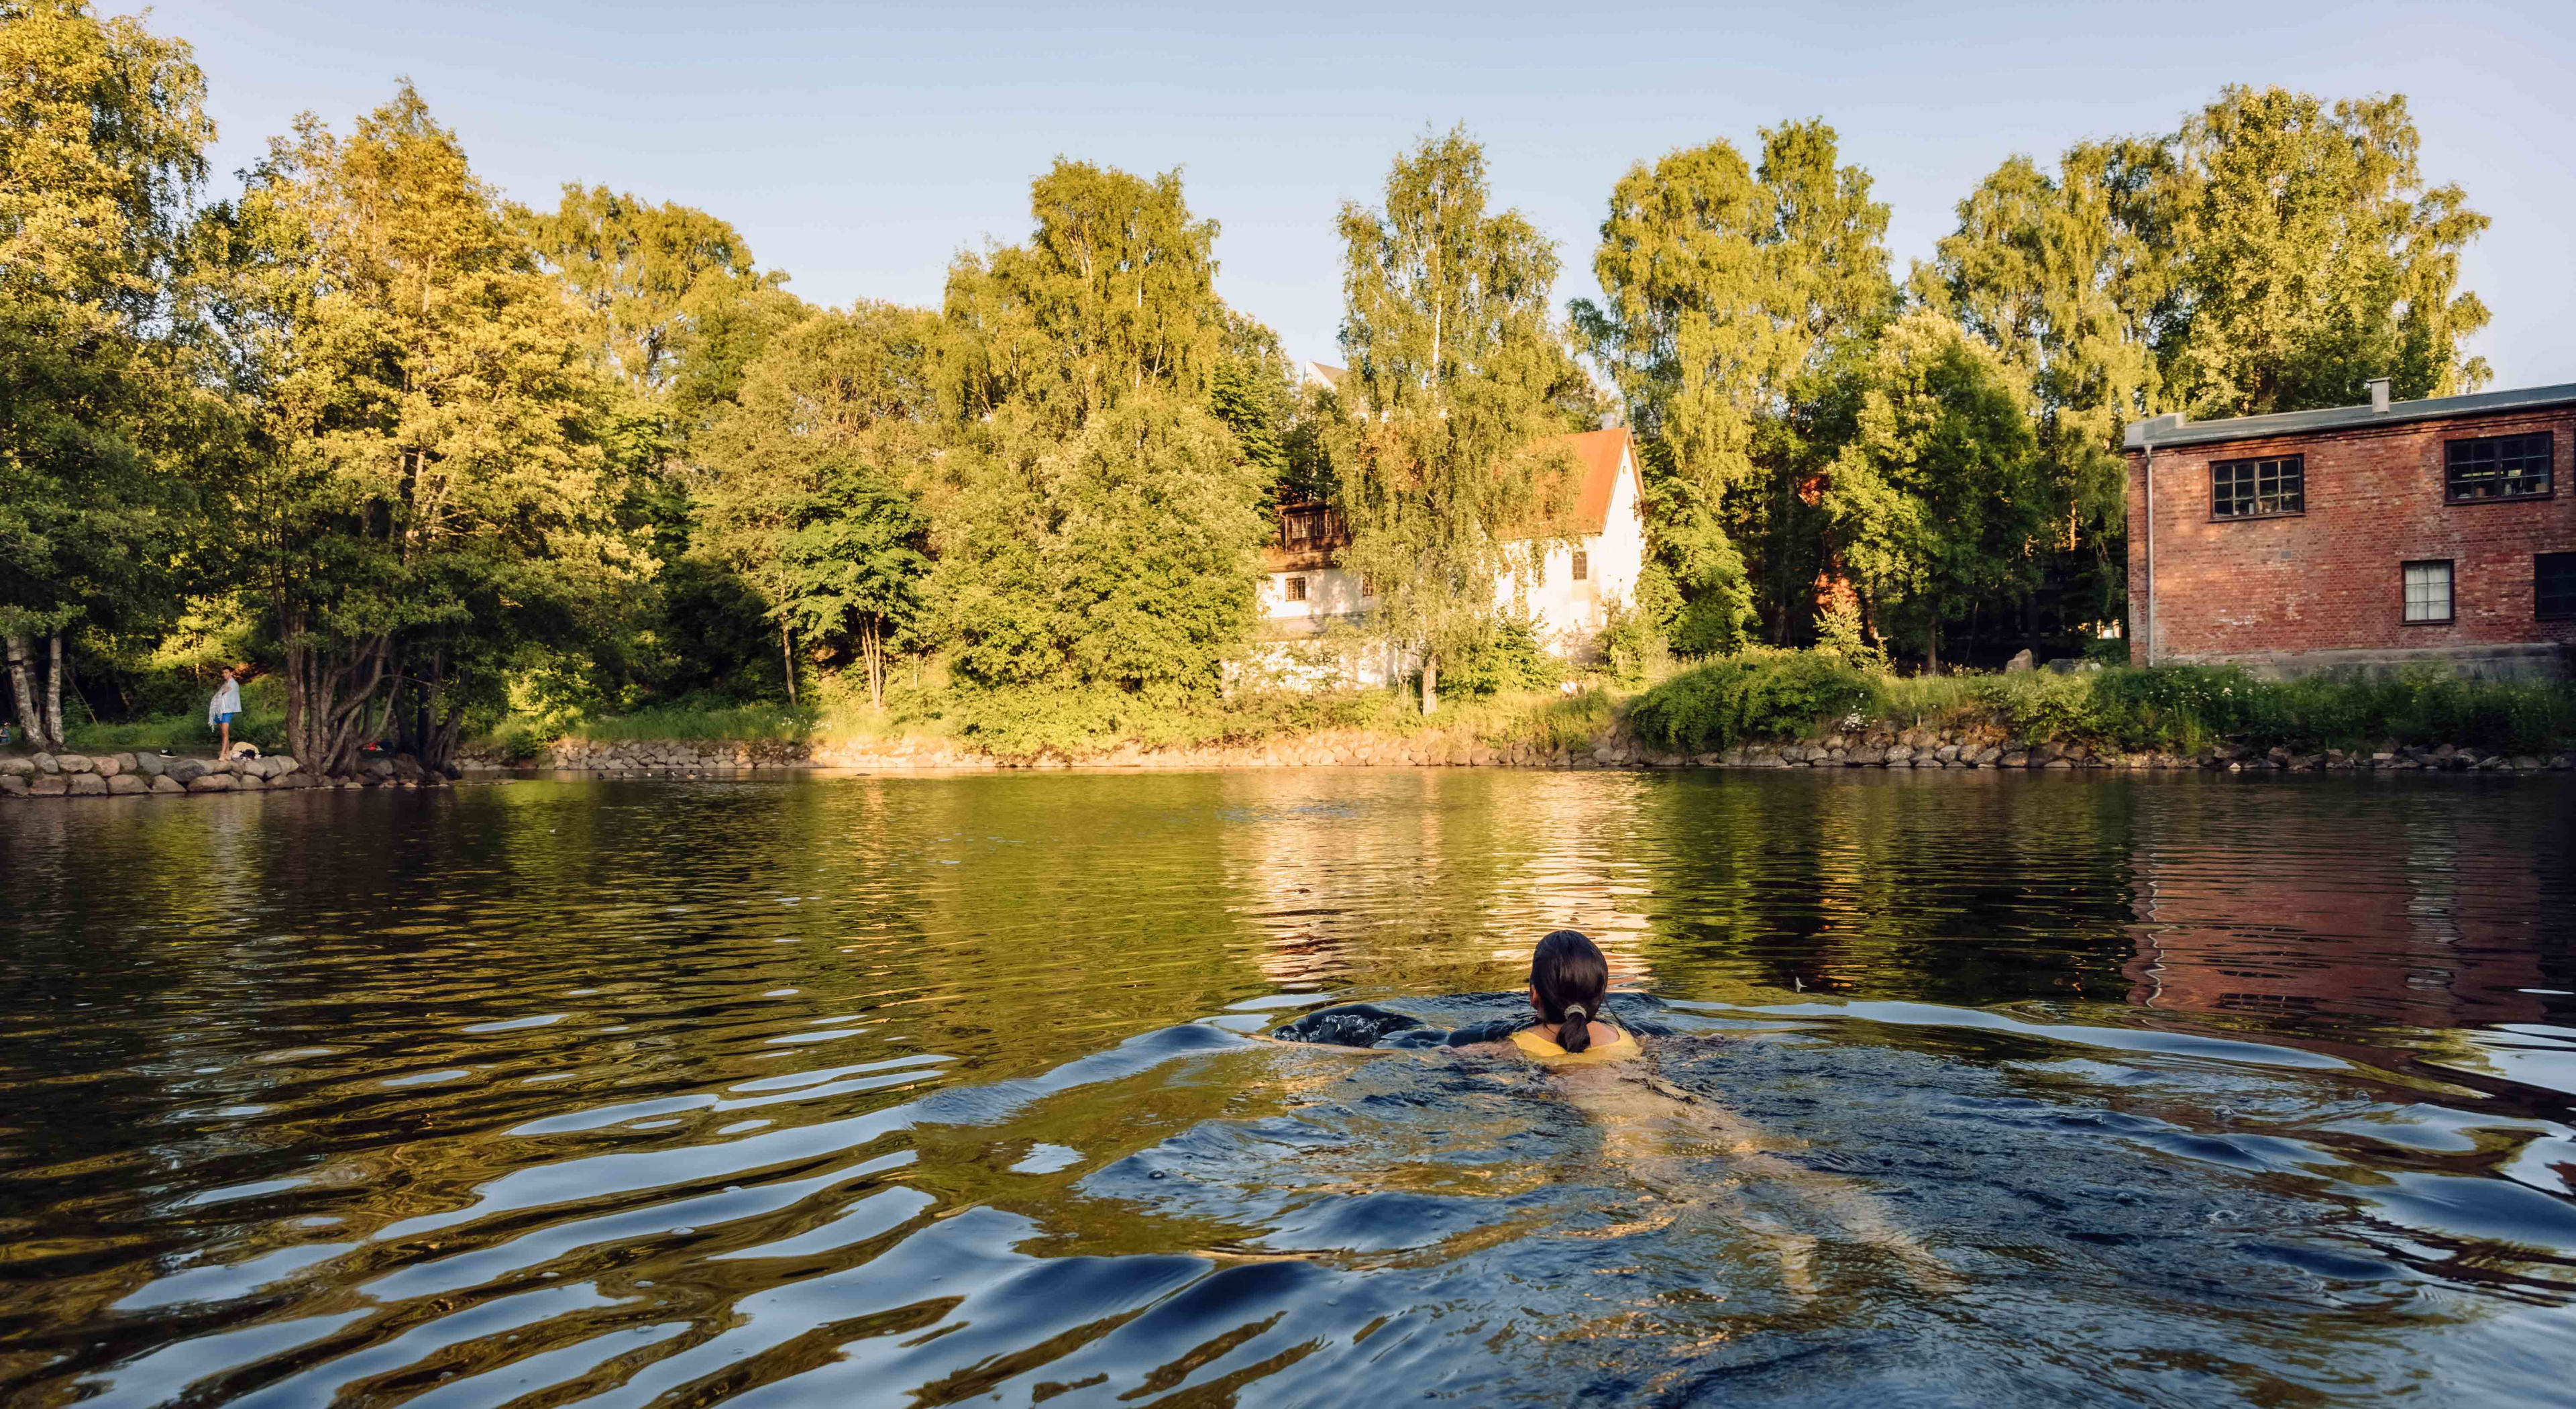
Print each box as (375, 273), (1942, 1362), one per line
(1571, 550), (1589, 582)
(2446, 432), (2553, 502)
(2212, 455), (2303, 517)
(2538, 553), (2576, 621)
(1284, 576), (1307, 603)
(2402, 560), (2453, 624)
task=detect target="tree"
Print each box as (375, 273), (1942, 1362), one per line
(519, 185), (769, 396)
(1927, 87), (2491, 653)
(938, 395), (1264, 716)
(694, 301), (940, 704)
(926, 160), (1269, 745)
(1921, 139), (2165, 641)
(1574, 120), (1895, 656)
(776, 464), (928, 710)
(939, 158), (1223, 431)
(1209, 308), (1292, 497)
(2156, 87), (2489, 417)
(0, 0), (213, 748)
(225, 83), (642, 773)
(1335, 126), (1573, 713)
(1821, 311), (2046, 672)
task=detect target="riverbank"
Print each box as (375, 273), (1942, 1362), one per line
(484, 723), (2576, 774)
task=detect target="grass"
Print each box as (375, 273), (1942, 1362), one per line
(1630, 651), (2576, 757)
(60, 677), (288, 756)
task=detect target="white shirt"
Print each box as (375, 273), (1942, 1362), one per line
(209, 679), (241, 723)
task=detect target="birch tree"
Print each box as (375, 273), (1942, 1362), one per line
(1335, 127), (1572, 713)
(1574, 121), (1894, 653)
(0, 0), (212, 747)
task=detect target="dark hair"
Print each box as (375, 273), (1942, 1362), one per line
(1531, 929), (1609, 1053)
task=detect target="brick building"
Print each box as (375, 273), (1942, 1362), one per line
(2125, 378), (2576, 678)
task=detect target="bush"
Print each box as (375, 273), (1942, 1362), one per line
(1965, 665), (2576, 755)
(1594, 600), (1669, 684)
(1437, 618), (1564, 698)
(1627, 649), (1882, 753)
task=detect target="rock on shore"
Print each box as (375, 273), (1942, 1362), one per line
(0, 751), (341, 802)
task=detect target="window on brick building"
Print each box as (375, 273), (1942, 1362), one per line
(2445, 431), (2553, 502)
(2402, 560), (2453, 624)
(1285, 576), (1307, 603)
(2538, 554), (2576, 621)
(1571, 550), (1589, 581)
(2212, 454), (2302, 517)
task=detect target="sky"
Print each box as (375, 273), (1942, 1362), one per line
(154, 0), (2576, 388)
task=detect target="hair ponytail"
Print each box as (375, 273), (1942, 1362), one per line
(1530, 929), (1609, 1054)
(1558, 1002), (1592, 1053)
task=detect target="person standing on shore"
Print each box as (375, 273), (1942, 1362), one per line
(207, 665), (242, 758)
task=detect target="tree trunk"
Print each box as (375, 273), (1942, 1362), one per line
(43, 635), (64, 749)
(780, 621), (798, 707)
(1420, 655), (1439, 716)
(861, 616), (884, 711)
(1926, 619), (1941, 676)
(282, 629), (394, 777)
(4, 633), (43, 748)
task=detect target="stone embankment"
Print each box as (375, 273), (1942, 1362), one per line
(479, 724), (2576, 776)
(0, 749), (455, 800)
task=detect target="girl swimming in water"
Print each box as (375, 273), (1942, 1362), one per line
(1509, 929), (1641, 1062)
(1482, 928), (1952, 1294)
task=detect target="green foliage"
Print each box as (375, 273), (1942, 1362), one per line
(1334, 125), (1576, 712)
(1821, 310), (2045, 665)
(2161, 87), (2490, 416)
(1435, 617), (1564, 698)
(517, 182), (771, 396)
(561, 700), (816, 742)
(692, 299), (940, 702)
(937, 394), (1267, 708)
(0, 0), (219, 747)
(1925, 87), (2495, 649)
(1627, 649), (1882, 753)
(224, 83), (643, 772)
(928, 162), (1269, 743)
(64, 673), (286, 754)
(1813, 599), (1890, 677)
(1966, 666), (2576, 756)
(940, 159), (1222, 430)
(775, 464), (928, 706)
(1209, 310), (1294, 492)
(1574, 120), (1894, 658)
(1594, 597), (1669, 684)
(1493, 685), (1618, 753)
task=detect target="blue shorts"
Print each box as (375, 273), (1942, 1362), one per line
(214, 713), (237, 725)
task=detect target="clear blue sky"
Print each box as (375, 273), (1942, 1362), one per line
(158, 0), (2575, 387)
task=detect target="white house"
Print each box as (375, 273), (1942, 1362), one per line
(1252, 423), (1651, 684)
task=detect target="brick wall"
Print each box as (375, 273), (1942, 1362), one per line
(2127, 408), (2576, 663)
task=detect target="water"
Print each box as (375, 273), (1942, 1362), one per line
(3, 769), (2573, 1406)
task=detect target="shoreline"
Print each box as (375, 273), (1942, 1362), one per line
(11, 727), (2573, 805)
(483, 727), (2576, 776)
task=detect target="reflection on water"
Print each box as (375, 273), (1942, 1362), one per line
(1, 770), (2572, 1406)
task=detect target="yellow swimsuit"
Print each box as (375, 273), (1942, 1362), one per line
(1509, 1025), (1642, 1064)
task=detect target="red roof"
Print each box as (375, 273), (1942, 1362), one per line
(1259, 426), (1639, 574)
(1551, 427), (1635, 537)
